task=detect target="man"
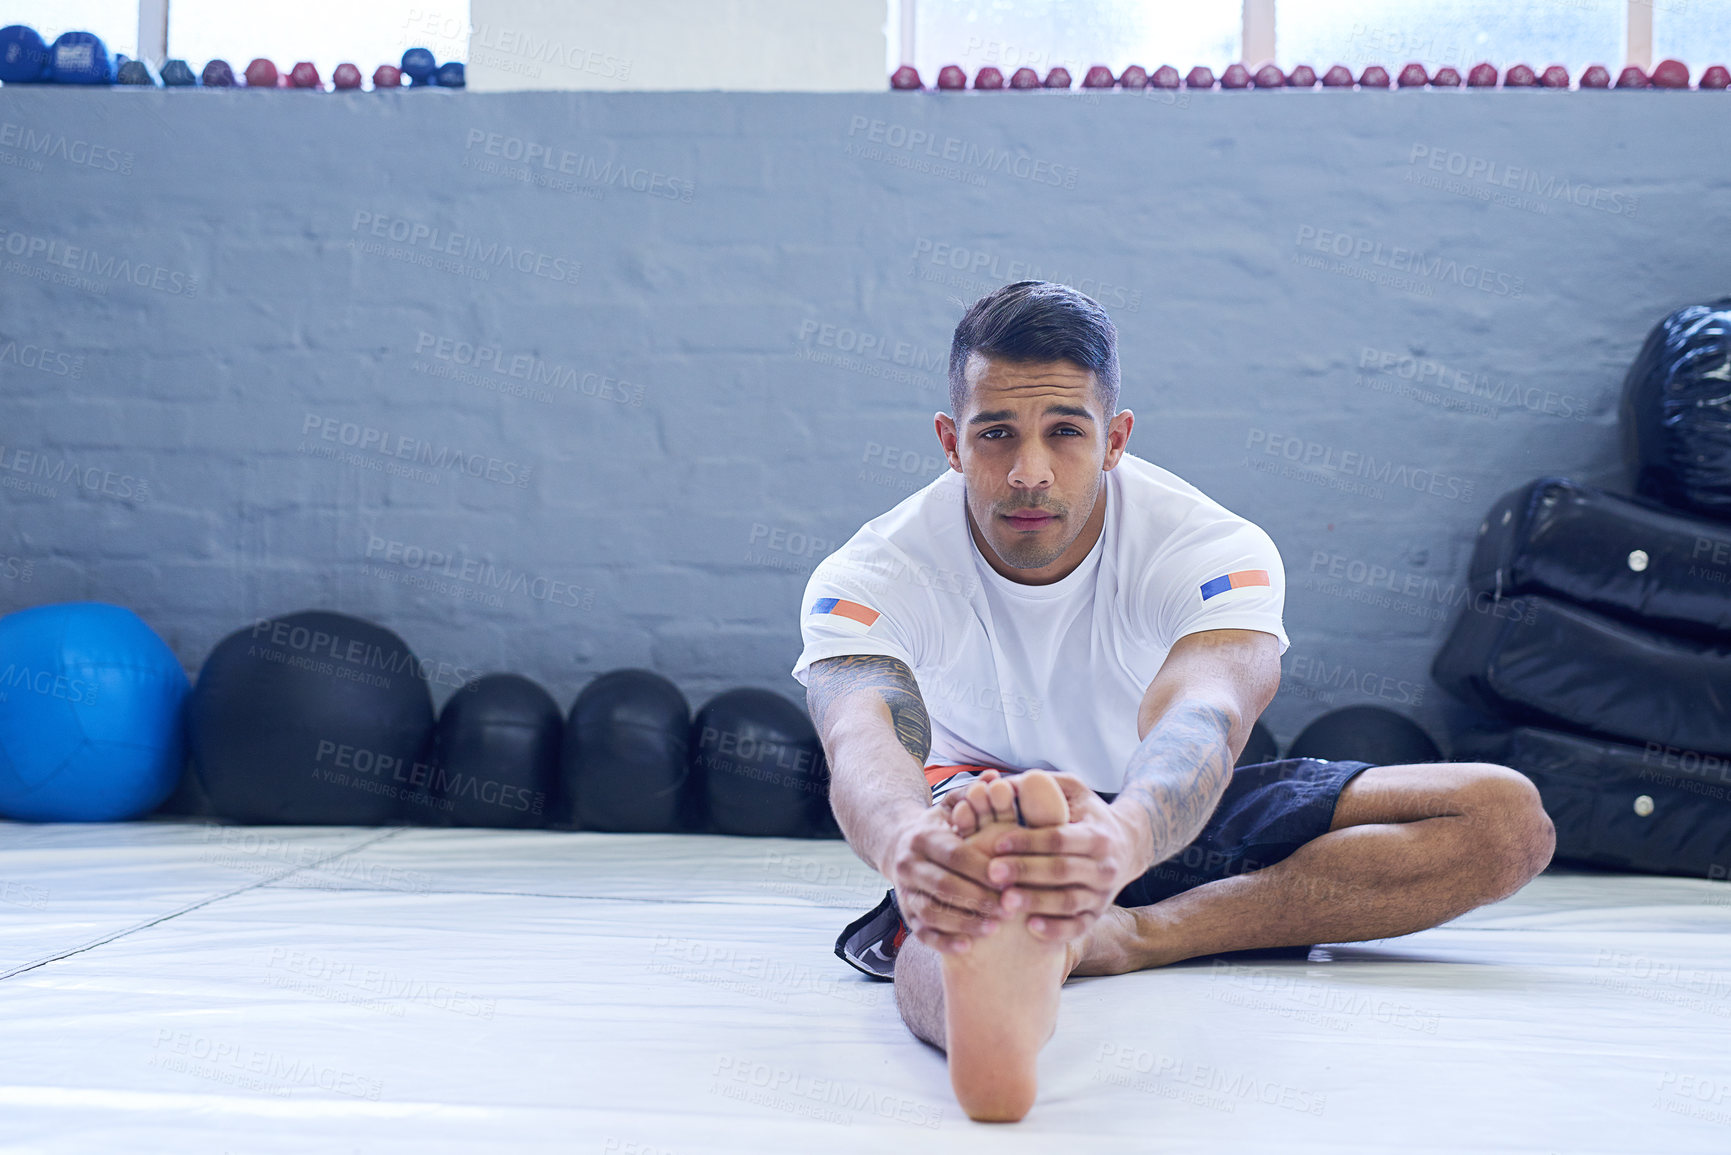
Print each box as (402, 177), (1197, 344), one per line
(791, 281), (1555, 1123)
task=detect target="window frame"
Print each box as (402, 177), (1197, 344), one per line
(17, 1), (1689, 80)
(894, 1), (1664, 73)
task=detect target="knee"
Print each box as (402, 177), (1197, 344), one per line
(1452, 762), (1555, 896)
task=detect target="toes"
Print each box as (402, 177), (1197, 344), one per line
(954, 781), (992, 829)
(985, 778), (1019, 824)
(1011, 771), (1070, 828)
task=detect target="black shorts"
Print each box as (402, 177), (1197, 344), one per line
(1100, 757), (1376, 907)
(834, 757), (1377, 979)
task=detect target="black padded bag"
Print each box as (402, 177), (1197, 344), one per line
(1432, 593), (1731, 756)
(1455, 725), (1731, 879)
(1470, 477), (1731, 641)
(1622, 297), (1731, 521)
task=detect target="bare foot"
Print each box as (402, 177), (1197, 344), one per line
(939, 771), (1071, 1123)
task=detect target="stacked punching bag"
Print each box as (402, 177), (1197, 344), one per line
(1433, 300), (1731, 879)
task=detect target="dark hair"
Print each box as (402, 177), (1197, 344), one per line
(947, 280), (1120, 418)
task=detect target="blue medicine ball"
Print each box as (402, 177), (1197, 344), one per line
(46, 31), (112, 85)
(0, 602), (190, 821)
(0, 25), (49, 83)
(400, 47), (437, 84)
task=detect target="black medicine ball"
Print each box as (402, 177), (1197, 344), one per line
(693, 688), (829, 838)
(421, 673), (561, 829)
(1237, 719), (1281, 767)
(562, 669), (690, 832)
(189, 611), (434, 824)
(1287, 705), (1442, 766)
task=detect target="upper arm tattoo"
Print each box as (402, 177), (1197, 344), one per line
(805, 655), (931, 765)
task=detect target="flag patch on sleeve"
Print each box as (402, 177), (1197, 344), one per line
(809, 597), (881, 628)
(1199, 569), (1270, 601)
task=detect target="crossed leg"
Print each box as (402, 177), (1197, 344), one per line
(1071, 760), (1556, 974)
(893, 761), (1556, 1116)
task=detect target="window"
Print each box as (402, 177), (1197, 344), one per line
(912, 0), (1241, 81)
(904, 1), (1719, 82)
(8, 2), (1726, 87)
(5, 0), (137, 59)
(1654, 0), (1731, 70)
(167, 0), (468, 76)
(1276, 0), (1625, 74)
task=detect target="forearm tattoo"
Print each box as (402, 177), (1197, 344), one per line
(805, 654), (931, 765)
(1115, 700), (1235, 870)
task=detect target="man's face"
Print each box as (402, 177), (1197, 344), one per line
(936, 353), (1132, 577)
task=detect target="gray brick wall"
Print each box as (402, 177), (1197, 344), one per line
(0, 87), (1717, 748)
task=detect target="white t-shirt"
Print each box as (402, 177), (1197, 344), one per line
(790, 452), (1288, 794)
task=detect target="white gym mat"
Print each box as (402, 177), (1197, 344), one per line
(1, 820), (1728, 1154)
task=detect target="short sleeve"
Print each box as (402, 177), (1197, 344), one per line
(790, 545), (929, 686)
(1139, 515), (1289, 654)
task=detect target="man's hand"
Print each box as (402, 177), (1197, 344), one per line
(947, 771), (1141, 945)
(948, 632), (1279, 945)
(883, 794), (1011, 955)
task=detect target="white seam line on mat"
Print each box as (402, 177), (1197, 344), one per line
(264, 885), (872, 906)
(0, 1083), (501, 1119)
(0, 827), (409, 983)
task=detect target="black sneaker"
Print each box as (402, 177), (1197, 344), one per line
(835, 889), (906, 980)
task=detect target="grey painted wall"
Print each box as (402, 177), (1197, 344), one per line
(1, 86), (1723, 750)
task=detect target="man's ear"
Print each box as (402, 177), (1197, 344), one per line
(1102, 408), (1134, 468)
(935, 411), (963, 471)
